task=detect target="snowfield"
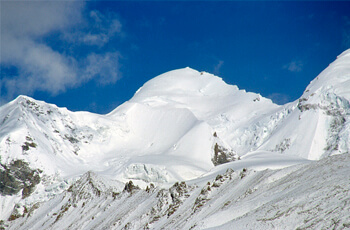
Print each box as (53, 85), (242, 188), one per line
(1, 49), (350, 229)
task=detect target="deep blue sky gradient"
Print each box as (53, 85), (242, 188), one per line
(1, 1), (350, 113)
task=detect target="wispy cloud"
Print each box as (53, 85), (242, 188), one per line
(267, 93), (290, 105)
(214, 60), (224, 75)
(64, 10), (123, 46)
(83, 52), (121, 85)
(283, 60), (303, 73)
(0, 1), (123, 102)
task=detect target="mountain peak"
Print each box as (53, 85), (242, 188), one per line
(302, 48), (350, 102)
(124, 67), (277, 121)
(15, 95), (33, 101)
(132, 67), (238, 100)
(8, 95), (35, 106)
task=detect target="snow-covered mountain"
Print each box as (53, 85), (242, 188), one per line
(1, 49), (350, 229)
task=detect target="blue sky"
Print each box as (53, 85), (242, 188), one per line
(1, 1), (350, 114)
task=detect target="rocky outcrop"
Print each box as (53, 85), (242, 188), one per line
(0, 160), (41, 198)
(212, 143), (237, 166)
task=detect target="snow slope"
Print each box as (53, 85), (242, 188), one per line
(5, 154), (349, 230)
(1, 49), (350, 228)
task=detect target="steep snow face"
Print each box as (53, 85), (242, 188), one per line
(208, 49), (350, 160)
(254, 49), (350, 160)
(302, 49), (350, 102)
(295, 49), (350, 158)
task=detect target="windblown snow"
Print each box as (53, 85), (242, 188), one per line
(1, 49), (350, 229)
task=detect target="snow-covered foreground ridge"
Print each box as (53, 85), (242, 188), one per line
(6, 154), (350, 230)
(0, 49), (350, 229)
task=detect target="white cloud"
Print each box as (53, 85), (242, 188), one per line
(2, 36), (78, 95)
(283, 60), (303, 73)
(1, 1), (83, 38)
(0, 1), (123, 101)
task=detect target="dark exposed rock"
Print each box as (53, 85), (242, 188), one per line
(67, 171), (108, 201)
(273, 138), (291, 153)
(124, 181), (140, 194)
(0, 160), (41, 198)
(212, 143), (238, 166)
(167, 181), (191, 217)
(148, 181), (193, 224)
(240, 168), (247, 179)
(64, 135), (79, 144)
(146, 183), (155, 193)
(324, 115), (346, 153)
(21, 141), (37, 152)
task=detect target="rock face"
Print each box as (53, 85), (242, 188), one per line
(0, 160), (41, 198)
(1, 49), (350, 229)
(212, 143), (238, 166)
